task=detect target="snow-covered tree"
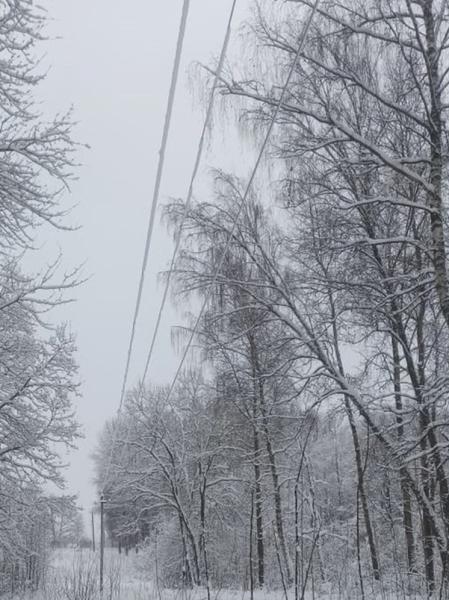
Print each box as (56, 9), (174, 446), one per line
(0, 1), (80, 593)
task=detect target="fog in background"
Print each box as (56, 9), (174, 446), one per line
(34, 0), (250, 521)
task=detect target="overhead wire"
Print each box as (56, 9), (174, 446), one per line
(101, 0), (320, 495)
(101, 0), (191, 494)
(160, 0), (320, 407)
(101, 0), (239, 496)
(140, 0), (238, 384)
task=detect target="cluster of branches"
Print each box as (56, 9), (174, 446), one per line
(0, 0), (81, 593)
(96, 0), (449, 598)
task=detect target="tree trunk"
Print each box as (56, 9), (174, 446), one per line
(249, 489), (255, 600)
(328, 282), (380, 581)
(199, 469), (211, 599)
(345, 399), (381, 581)
(391, 335), (416, 572)
(248, 335), (266, 588)
(421, 438), (436, 594)
(421, 1), (449, 330)
(253, 425), (265, 588)
(249, 336), (292, 584)
(179, 516), (194, 588)
(184, 520), (201, 586)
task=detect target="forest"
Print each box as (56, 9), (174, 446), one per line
(93, 1), (449, 598)
(2, 0), (449, 599)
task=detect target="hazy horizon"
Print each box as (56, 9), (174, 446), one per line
(35, 0), (249, 524)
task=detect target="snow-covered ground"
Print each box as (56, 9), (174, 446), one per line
(10, 548), (426, 600)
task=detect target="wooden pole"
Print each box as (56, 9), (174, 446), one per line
(91, 510), (96, 553)
(100, 494), (105, 593)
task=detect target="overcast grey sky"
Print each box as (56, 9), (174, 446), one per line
(35, 0), (250, 521)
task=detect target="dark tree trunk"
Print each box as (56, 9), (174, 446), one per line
(249, 489), (255, 600)
(253, 426), (265, 588)
(199, 466), (211, 599)
(179, 516), (194, 588)
(391, 335), (416, 572)
(421, 1), (449, 330)
(345, 399), (381, 581)
(248, 335), (265, 588)
(249, 336), (292, 584)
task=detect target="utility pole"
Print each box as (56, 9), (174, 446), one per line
(91, 510), (96, 553)
(100, 494), (105, 593)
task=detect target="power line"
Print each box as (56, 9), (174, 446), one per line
(140, 0), (238, 384)
(101, 0), (320, 494)
(101, 0), (239, 495)
(162, 0), (320, 406)
(101, 0), (191, 494)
